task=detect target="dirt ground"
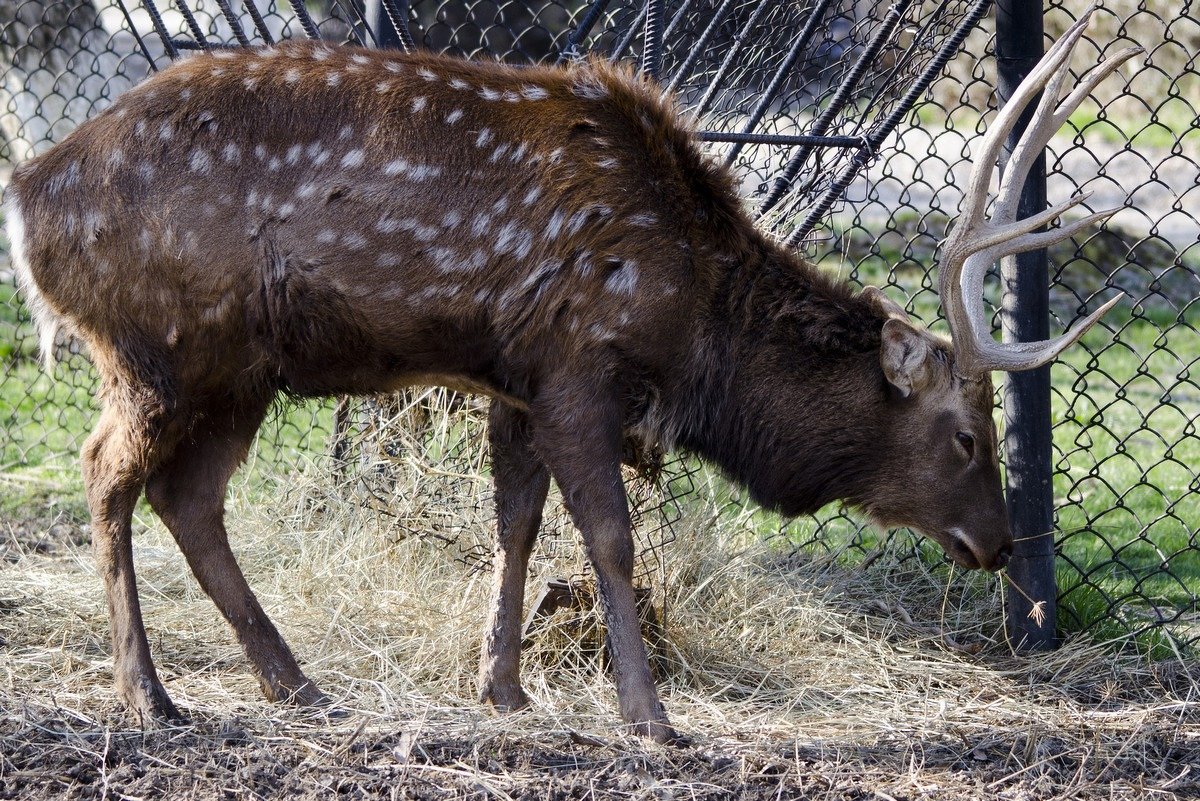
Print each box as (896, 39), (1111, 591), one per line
(2, 480), (1198, 800)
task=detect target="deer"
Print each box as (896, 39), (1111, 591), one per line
(4, 9), (1137, 743)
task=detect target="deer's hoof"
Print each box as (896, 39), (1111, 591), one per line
(632, 718), (686, 747)
(264, 676), (329, 708)
(479, 683), (532, 712)
(119, 676), (184, 726)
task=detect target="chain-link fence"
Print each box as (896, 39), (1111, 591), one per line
(1, 0), (1196, 650)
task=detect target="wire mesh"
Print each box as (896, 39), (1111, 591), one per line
(0, 0), (1196, 649)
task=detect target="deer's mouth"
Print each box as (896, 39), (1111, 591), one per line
(940, 529), (981, 570)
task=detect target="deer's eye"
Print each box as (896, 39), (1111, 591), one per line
(955, 431), (976, 459)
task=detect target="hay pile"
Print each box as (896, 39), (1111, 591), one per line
(1, 412), (1197, 799)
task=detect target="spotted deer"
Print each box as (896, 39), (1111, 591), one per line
(5, 11), (1136, 743)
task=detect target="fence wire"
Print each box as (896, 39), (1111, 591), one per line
(0, 0), (1196, 650)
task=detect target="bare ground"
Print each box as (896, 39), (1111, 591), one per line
(2, 456), (1197, 801)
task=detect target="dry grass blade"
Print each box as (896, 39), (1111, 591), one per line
(1002, 571), (1049, 627)
(1, 422), (1197, 798)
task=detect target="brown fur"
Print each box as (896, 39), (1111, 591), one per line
(6, 42), (1012, 743)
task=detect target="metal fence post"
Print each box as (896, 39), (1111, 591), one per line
(366, 0), (407, 50)
(996, 0), (1057, 649)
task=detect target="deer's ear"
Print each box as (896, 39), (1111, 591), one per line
(880, 318), (933, 398)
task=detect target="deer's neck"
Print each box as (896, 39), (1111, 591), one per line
(674, 241), (891, 516)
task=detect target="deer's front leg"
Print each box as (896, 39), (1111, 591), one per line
(478, 402), (550, 711)
(532, 382), (677, 744)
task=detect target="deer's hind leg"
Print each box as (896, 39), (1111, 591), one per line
(82, 390), (185, 722)
(144, 395), (326, 708)
(478, 402), (550, 711)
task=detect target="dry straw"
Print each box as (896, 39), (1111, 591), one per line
(1, 398), (1197, 798)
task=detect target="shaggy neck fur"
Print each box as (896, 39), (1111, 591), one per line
(673, 234), (895, 518)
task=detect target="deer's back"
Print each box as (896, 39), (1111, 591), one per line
(10, 42), (748, 401)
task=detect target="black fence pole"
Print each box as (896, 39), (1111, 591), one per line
(365, 0), (403, 49)
(996, 0), (1057, 650)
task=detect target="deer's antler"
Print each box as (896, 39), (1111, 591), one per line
(939, 6), (1142, 376)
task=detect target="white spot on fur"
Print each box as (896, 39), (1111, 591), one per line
(326, 72), (342, 87)
(377, 251), (402, 267)
(430, 247), (460, 273)
(343, 231), (367, 249)
(106, 149), (125, 168)
(567, 208), (592, 236)
(445, 109), (463, 124)
(409, 164), (441, 181)
(522, 186), (542, 206)
(340, 149), (365, 168)
(189, 149), (212, 173)
(222, 142), (241, 163)
(493, 221), (532, 258)
(471, 213), (491, 238)
(316, 230), (337, 244)
(384, 61), (403, 73)
(277, 201), (296, 218)
(520, 85), (548, 100)
(475, 128), (493, 147)
(350, 54), (370, 66)
(449, 78), (469, 90)
(284, 67), (301, 83)
(502, 90), (520, 102)
(628, 212), (657, 227)
(411, 222), (438, 242)
(158, 121), (174, 140)
(375, 81), (392, 93)
(376, 216), (402, 234)
(417, 284), (462, 301)
(46, 161), (81, 196)
(411, 96), (428, 113)
(441, 210), (463, 229)
(417, 67), (437, 81)
(508, 142), (528, 163)
(254, 144), (268, 160)
(243, 77), (258, 90)
(338, 125), (354, 140)
(479, 87), (500, 101)
(546, 209), (565, 240)
(312, 45), (334, 60)
(605, 261), (638, 295)
(576, 251), (595, 277)
(489, 144), (510, 163)
(465, 248), (487, 272)
(267, 156), (282, 171)
(285, 144), (303, 164)
(595, 157), (618, 170)
(382, 158), (411, 177)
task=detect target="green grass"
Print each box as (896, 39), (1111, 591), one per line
(913, 93), (1199, 151)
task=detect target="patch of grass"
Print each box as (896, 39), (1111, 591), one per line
(2, 455), (1198, 800)
(1056, 567), (1181, 661)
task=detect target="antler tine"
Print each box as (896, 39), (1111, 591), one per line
(939, 5), (1143, 376)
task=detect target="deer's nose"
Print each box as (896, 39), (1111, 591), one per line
(991, 542), (1012, 571)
